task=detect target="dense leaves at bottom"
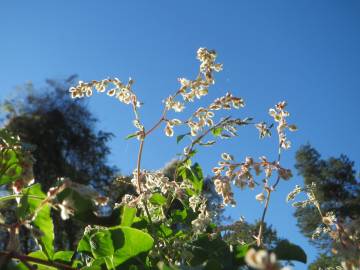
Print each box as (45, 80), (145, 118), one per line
(77, 226), (154, 269)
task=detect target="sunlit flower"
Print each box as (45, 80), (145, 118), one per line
(245, 249), (283, 270)
(256, 192), (266, 202)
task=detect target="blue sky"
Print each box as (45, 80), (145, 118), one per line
(1, 1), (360, 268)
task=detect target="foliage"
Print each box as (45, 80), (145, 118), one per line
(0, 48), (335, 270)
(308, 254), (342, 270)
(1, 79), (118, 251)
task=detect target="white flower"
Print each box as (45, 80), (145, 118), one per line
(245, 249), (279, 270)
(169, 119), (182, 126)
(172, 101), (185, 112)
(189, 195), (201, 212)
(165, 123), (174, 137)
(255, 192), (265, 202)
(221, 152), (233, 161)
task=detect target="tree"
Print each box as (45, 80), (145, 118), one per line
(294, 144), (360, 266)
(1, 77), (118, 250)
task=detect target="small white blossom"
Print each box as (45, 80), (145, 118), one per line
(255, 192), (266, 202)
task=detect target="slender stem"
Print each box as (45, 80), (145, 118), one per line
(136, 139), (145, 193)
(144, 90), (181, 137)
(256, 189), (271, 246)
(18, 256), (37, 270)
(136, 136), (165, 261)
(273, 147), (282, 189)
(184, 117), (231, 163)
(0, 194), (44, 203)
(171, 117), (232, 182)
(145, 115), (166, 136)
(256, 144), (282, 247)
(0, 251), (77, 270)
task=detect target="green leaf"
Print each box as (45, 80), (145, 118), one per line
(77, 233), (92, 254)
(176, 133), (189, 144)
(0, 194), (43, 204)
(199, 140), (216, 146)
(111, 226), (154, 266)
(90, 230), (114, 258)
(189, 163), (204, 194)
(89, 230), (116, 270)
(189, 235), (234, 268)
(188, 149), (197, 158)
(53, 250), (74, 263)
(125, 133), (138, 140)
(149, 193), (167, 206)
(26, 250), (57, 270)
(16, 184), (54, 259)
(178, 162), (203, 195)
(120, 205), (137, 227)
(273, 240), (307, 263)
(171, 208), (187, 222)
(211, 127), (223, 137)
(81, 264), (103, 270)
(0, 149), (22, 186)
(78, 226), (154, 268)
(233, 244), (249, 266)
(234, 244), (249, 258)
(157, 261), (179, 270)
(158, 224), (173, 238)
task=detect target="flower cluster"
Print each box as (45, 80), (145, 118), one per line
(164, 119), (182, 137)
(287, 182), (318, 209)
(209, 92), (245, 110)
(164, 48), (222, 114)
(288, 182), (360, 268)
(214, 178), (235, 206)
(163, 50), (244, 140)
(245, 249), (289, 270)
(269, 101), (297, 149)
(288, 184), (334, 240)
(131, 170), (179, 195)
(213, 154), (292, 206)
(164, 96), (185, 112)
(190, 196), (211, 234)
(183, 93), (245, 138)
(197, 47), (223, 82)
(255, 122), (272, 139)
(69, 78), (140, 107)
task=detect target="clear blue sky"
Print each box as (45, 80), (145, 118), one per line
(1, 1), (360, 268)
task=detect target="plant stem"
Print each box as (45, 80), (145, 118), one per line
(256, 145), (282, 247)
(136, 139), (145, 193)
(256, 189), (271, 247)
(0, 194), (44, 203)
(0, 251), (77, 270)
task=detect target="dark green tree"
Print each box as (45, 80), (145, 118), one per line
(294, 144), (360, 266)
(1, 77), (118, 250)
(308, 254), (342, 270)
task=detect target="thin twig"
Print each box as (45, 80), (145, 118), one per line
(0, 251), (77, 270)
